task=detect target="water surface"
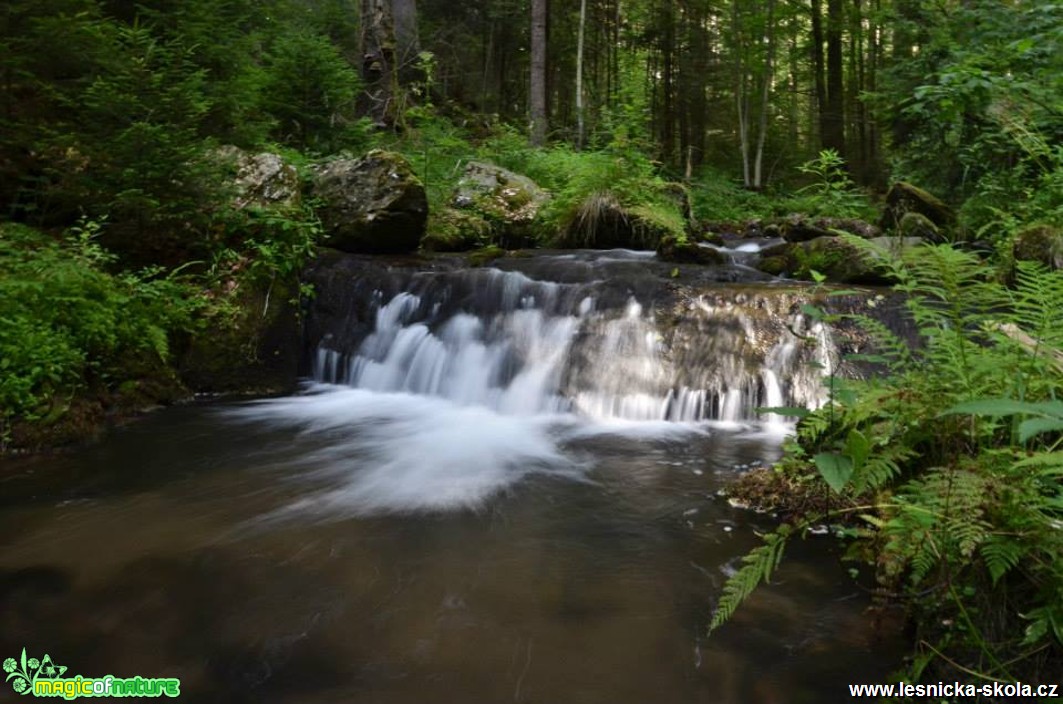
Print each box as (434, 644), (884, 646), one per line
(1, 391), (900, 703)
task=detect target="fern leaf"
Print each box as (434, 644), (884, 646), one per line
(709, 529), (790, 633)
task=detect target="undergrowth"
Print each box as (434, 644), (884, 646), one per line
(711, 238), (1063, 687)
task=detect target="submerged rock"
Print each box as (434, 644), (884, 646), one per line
(311, 150), (428, 254)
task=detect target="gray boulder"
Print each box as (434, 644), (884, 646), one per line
(311, 150), (428, 254)
(452, 161), (549, 248)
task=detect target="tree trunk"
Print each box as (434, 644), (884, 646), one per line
(811, 0), (827, 150)
(530, 0), (548, 145)
(391, 0), (420, 82)
(576, 0), (587, 148)
(360, 0), (400, 128)
(753, 0), (777, 189)
(824, 0), (845, 155)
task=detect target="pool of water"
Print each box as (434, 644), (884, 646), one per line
(0, 389), (901, 703)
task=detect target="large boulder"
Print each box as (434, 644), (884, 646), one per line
(217, 147), (301, 210)
(451, 161), (549, 248)
(311, 150), (427, 254)
(880, 182), (954, 239)
(1013, 224), (1063, 270)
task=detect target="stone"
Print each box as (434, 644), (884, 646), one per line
(310, 150), (428, 254)
(880, 182), (955, 237)
(898, 212), (940, 241)
(1013, 224), (1063, 270)
(422, 207), (492, 252)
(217, 147), (301, 210)
(452, 161), (549, 248)
(657, 235), (728, 265)
(754, 236), (894, 284)
(781, 215), (881, 243)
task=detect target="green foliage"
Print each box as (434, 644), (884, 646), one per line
(497, 142), (685, 245)
(878, 1), (1063, 236)
(713, 239), (1063, 676)
(0, 222), (201, 441)
(793, 150), (871, 218)
(261, 30), (366, 153)
(709, 527), (790, 634)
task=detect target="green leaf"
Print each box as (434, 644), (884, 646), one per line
(943, 399), (1063, 418)
(800, 303), (825, 320)
(1019, 417), (1063, 443)
(1013, 453), (1063, 470)
(814, 452), (854, 494)
(845, 429), (871, 471)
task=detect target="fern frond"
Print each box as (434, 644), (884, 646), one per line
(981, 535), (1028, 585)
(709, 528), (790, 633)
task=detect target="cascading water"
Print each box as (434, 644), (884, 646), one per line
(236, 250), (843, 516)
(311, 265), (836, 425)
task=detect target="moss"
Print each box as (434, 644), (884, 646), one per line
(466, 245), (506, 267)
(422, 208), (492, 252)
(898, 212), (940, 241)
(1013, 223), (1063, 270)
(656, 234), (727, 265)
(178, 276), (301, 395)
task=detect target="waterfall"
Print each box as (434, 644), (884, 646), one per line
(310, 266), (836, 425)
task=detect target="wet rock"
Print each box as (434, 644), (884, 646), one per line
(781, 216), (881, 243)
(310, 150), (428, 254)
(657, 235), (728, 265)
(754, 236), (889, 284)
(1013, 223), (1063, 270)
(880, 181), (954, 236)
(422, 208), (492, 252)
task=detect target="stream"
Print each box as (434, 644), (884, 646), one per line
(1, 249), (904, 703)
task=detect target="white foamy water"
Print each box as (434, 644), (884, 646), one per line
(237, 267), (836, 516)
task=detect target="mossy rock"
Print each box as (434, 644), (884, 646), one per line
(178, 276), (301, 394)
(554, 190), (686, 250)
(898, 212), (940, 241)
(422, 208), (492, 252)
(216, 146), (301, 210)
(880, 181), (955, 237)
(755, 236), (889, 284)
(657, 235), (728, 265)
(310, 150), (427, 254)
(781, 215), (881, 243)
(452, 161), (549, 248)
(466, 245), (506, 267)
(1013, 223), (1063, 270)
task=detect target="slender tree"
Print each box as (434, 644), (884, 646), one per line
(530, 0), (548, 145)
